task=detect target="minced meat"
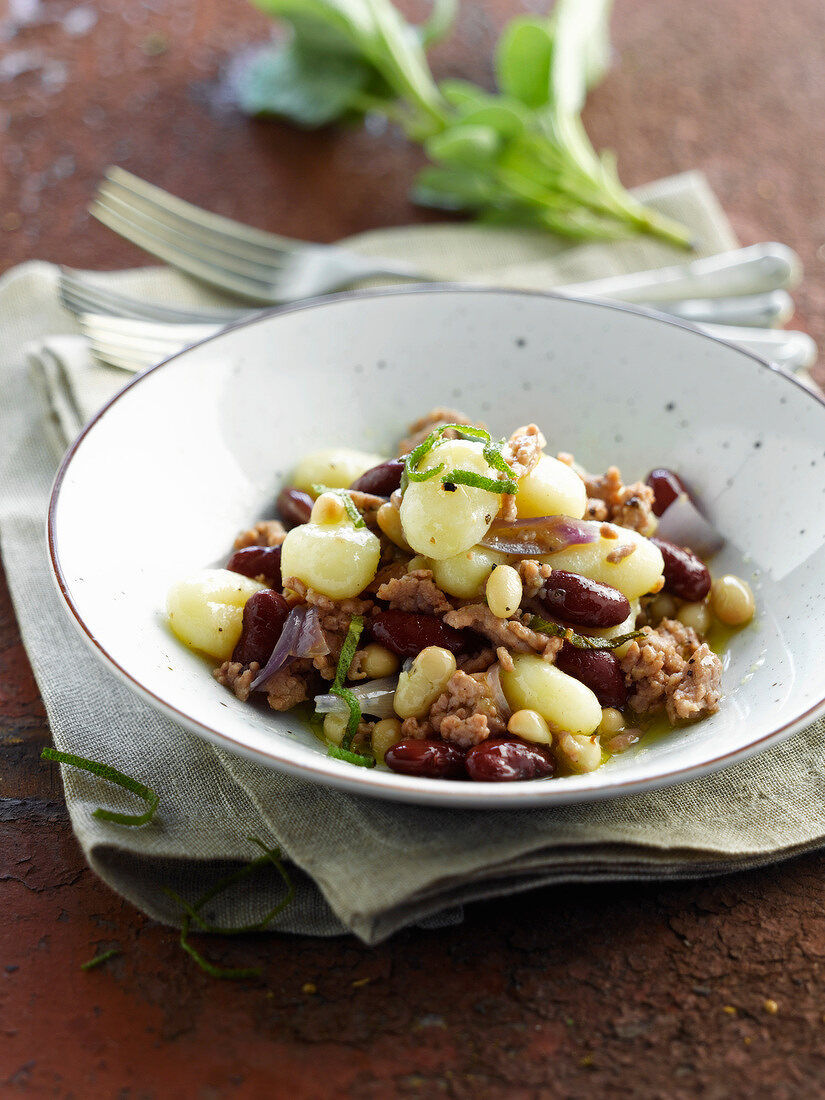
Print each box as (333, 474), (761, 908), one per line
(621, 618), (722, 723)
(444, 604), (563, 661)
(233, 519), (288, 550)
(583, 466), (656, 535)
(376, 569), (453, 615)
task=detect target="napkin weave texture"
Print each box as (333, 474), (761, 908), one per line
(2, 172), (824, 944)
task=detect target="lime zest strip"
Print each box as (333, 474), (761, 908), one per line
(81, 948), (121, 971)
(443, 469), (519, 494)
(41, 747), (159, 826)
(328, 744), (376, 767)
(330, 615), (365, 750)
(401, 423), (520, 496)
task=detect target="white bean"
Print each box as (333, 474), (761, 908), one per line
(393, 646), (456, 719)
(507, 709), (552, 744)
(429, 545), (507, 599)
(371, 718), (403, 762)
(485, 564), (523, 619)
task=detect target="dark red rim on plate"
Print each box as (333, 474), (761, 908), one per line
(47, 285), (825, 804)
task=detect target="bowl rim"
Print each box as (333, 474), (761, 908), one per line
(47, 283), (825, 806)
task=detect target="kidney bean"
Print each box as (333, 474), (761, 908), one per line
(350, 458), (405, 497)
(371, 609), (467, 657)
(465, 738), (554, 782)
(384, 739), (467, 779)
(650, 537), (711, 602)
(232, 590), (289, 666)
(555, 645), (627, 708)
(226, 545), (282, 588)
(646, 468), (688, 517)
(276, 487), (313, 528)
(536, 570), (630, 628)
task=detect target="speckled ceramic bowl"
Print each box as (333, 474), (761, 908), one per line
(48, 287), (825, 807)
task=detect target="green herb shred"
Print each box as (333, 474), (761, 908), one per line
(81, 948), (121, 971)
(328, 744), (376, 768)
(165, 837), (295, 980)
(528, 615), (644, 651)
(41, 747), (159, 826)
(402, 423), (519, 496)
(328, 615), (366, 752)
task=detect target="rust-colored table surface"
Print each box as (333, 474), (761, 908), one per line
(2, 1), (824, 1095)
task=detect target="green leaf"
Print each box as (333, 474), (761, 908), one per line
(237, 40), (371, 126)
(412, 165), (502, 211)
(494, 16), (554, 108)
(459, 101), (528, 140)
(438, 78), (489, 110)
(425, 124), (501, 168)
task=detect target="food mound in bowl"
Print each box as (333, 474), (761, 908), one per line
(167, 410), (755, 783)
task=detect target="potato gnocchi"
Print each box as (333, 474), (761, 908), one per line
(172, 408), (753, 783)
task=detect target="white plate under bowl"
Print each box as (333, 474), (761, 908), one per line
(48, 288), (825, 808)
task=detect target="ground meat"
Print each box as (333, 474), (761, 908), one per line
(517, 559), (553, 599)
(264, 659), (314, 711)
(397, 407), (483, 456)
(233, 519), (288, 550)
(376, 569), (453, 615)
(213, 660), (259, 702)
(496, 646), (514, 672)
(606, 543), (636, 564)
(456, 647), (498, 674)
(430, 670), (507, 747)
(583, 466), (656, 535)
(620, 618), (722, 723)
(444, 604), (563, 661)
(365, 560), (409, 595)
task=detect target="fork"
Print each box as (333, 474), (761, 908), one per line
(90, 166), (430, 303)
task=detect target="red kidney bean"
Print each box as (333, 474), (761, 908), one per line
(276, 487), (313, 528)
(371, 610), (468, 657)
(465, 739), (554, 782)
(226, 545), (282, 588)
(384, 739), (467, 779)
(555, 645), (627, 709)
(350, 458), (405, 497)
(232, 590), (289, 666)
(646, 468), (688, 517)
(650, 537), (711, 601)
(536, 570), (630, 628)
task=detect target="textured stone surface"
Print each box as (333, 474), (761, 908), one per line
(2, 0), (824, 1094)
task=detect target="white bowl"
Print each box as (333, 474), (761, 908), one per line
(48, 288), (825, 807)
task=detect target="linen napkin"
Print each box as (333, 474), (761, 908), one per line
(3, 172), (824, 945)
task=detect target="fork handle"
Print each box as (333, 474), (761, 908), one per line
(558, 243), (802, 303)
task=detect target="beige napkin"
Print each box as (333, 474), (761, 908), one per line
(3, 172), (825, 944)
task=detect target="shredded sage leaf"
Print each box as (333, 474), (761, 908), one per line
(311, 484), (366, 528)
(528, 615), (644, 651)
(81, 948), (121, 971)
(41, 747), (159, 827)
(165, 837), (295, 980)
(443, 469), (518, 495)
(328, 744), (376, 768)
(330, 615), (365, 749)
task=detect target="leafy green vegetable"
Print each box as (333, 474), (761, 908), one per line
(528, 614), (644, 650)
(41, 747), (159, 827)
(242, 0), (692, 247)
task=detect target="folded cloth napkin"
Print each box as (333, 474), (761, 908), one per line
(3, 172), (825, 944)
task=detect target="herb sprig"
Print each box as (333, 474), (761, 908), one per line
(241, 0), (692, 248)
(41, 747), (159, 826)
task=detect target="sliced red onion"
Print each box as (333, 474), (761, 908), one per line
(250, 605), (328, 691)
(483, 663), (512, 723)
(314, 676), (399, 718)
(655, 492), (725, 559)
(480, 515), (599, 556)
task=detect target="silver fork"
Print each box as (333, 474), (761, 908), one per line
(90, 166), (430, 303)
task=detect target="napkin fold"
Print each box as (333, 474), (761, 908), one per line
(2, 172), (824, 944)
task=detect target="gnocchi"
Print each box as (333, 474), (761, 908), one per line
(516, 454), (587, 520)
(280, 492), (380, 599)
(292, 448), (387, 494)
(500, 654), (602, 737)
(539, 524), (664, 600)
(167, 569), (265, 659)
(400, 439), (501, 559)
(428, 545), (507, 599)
